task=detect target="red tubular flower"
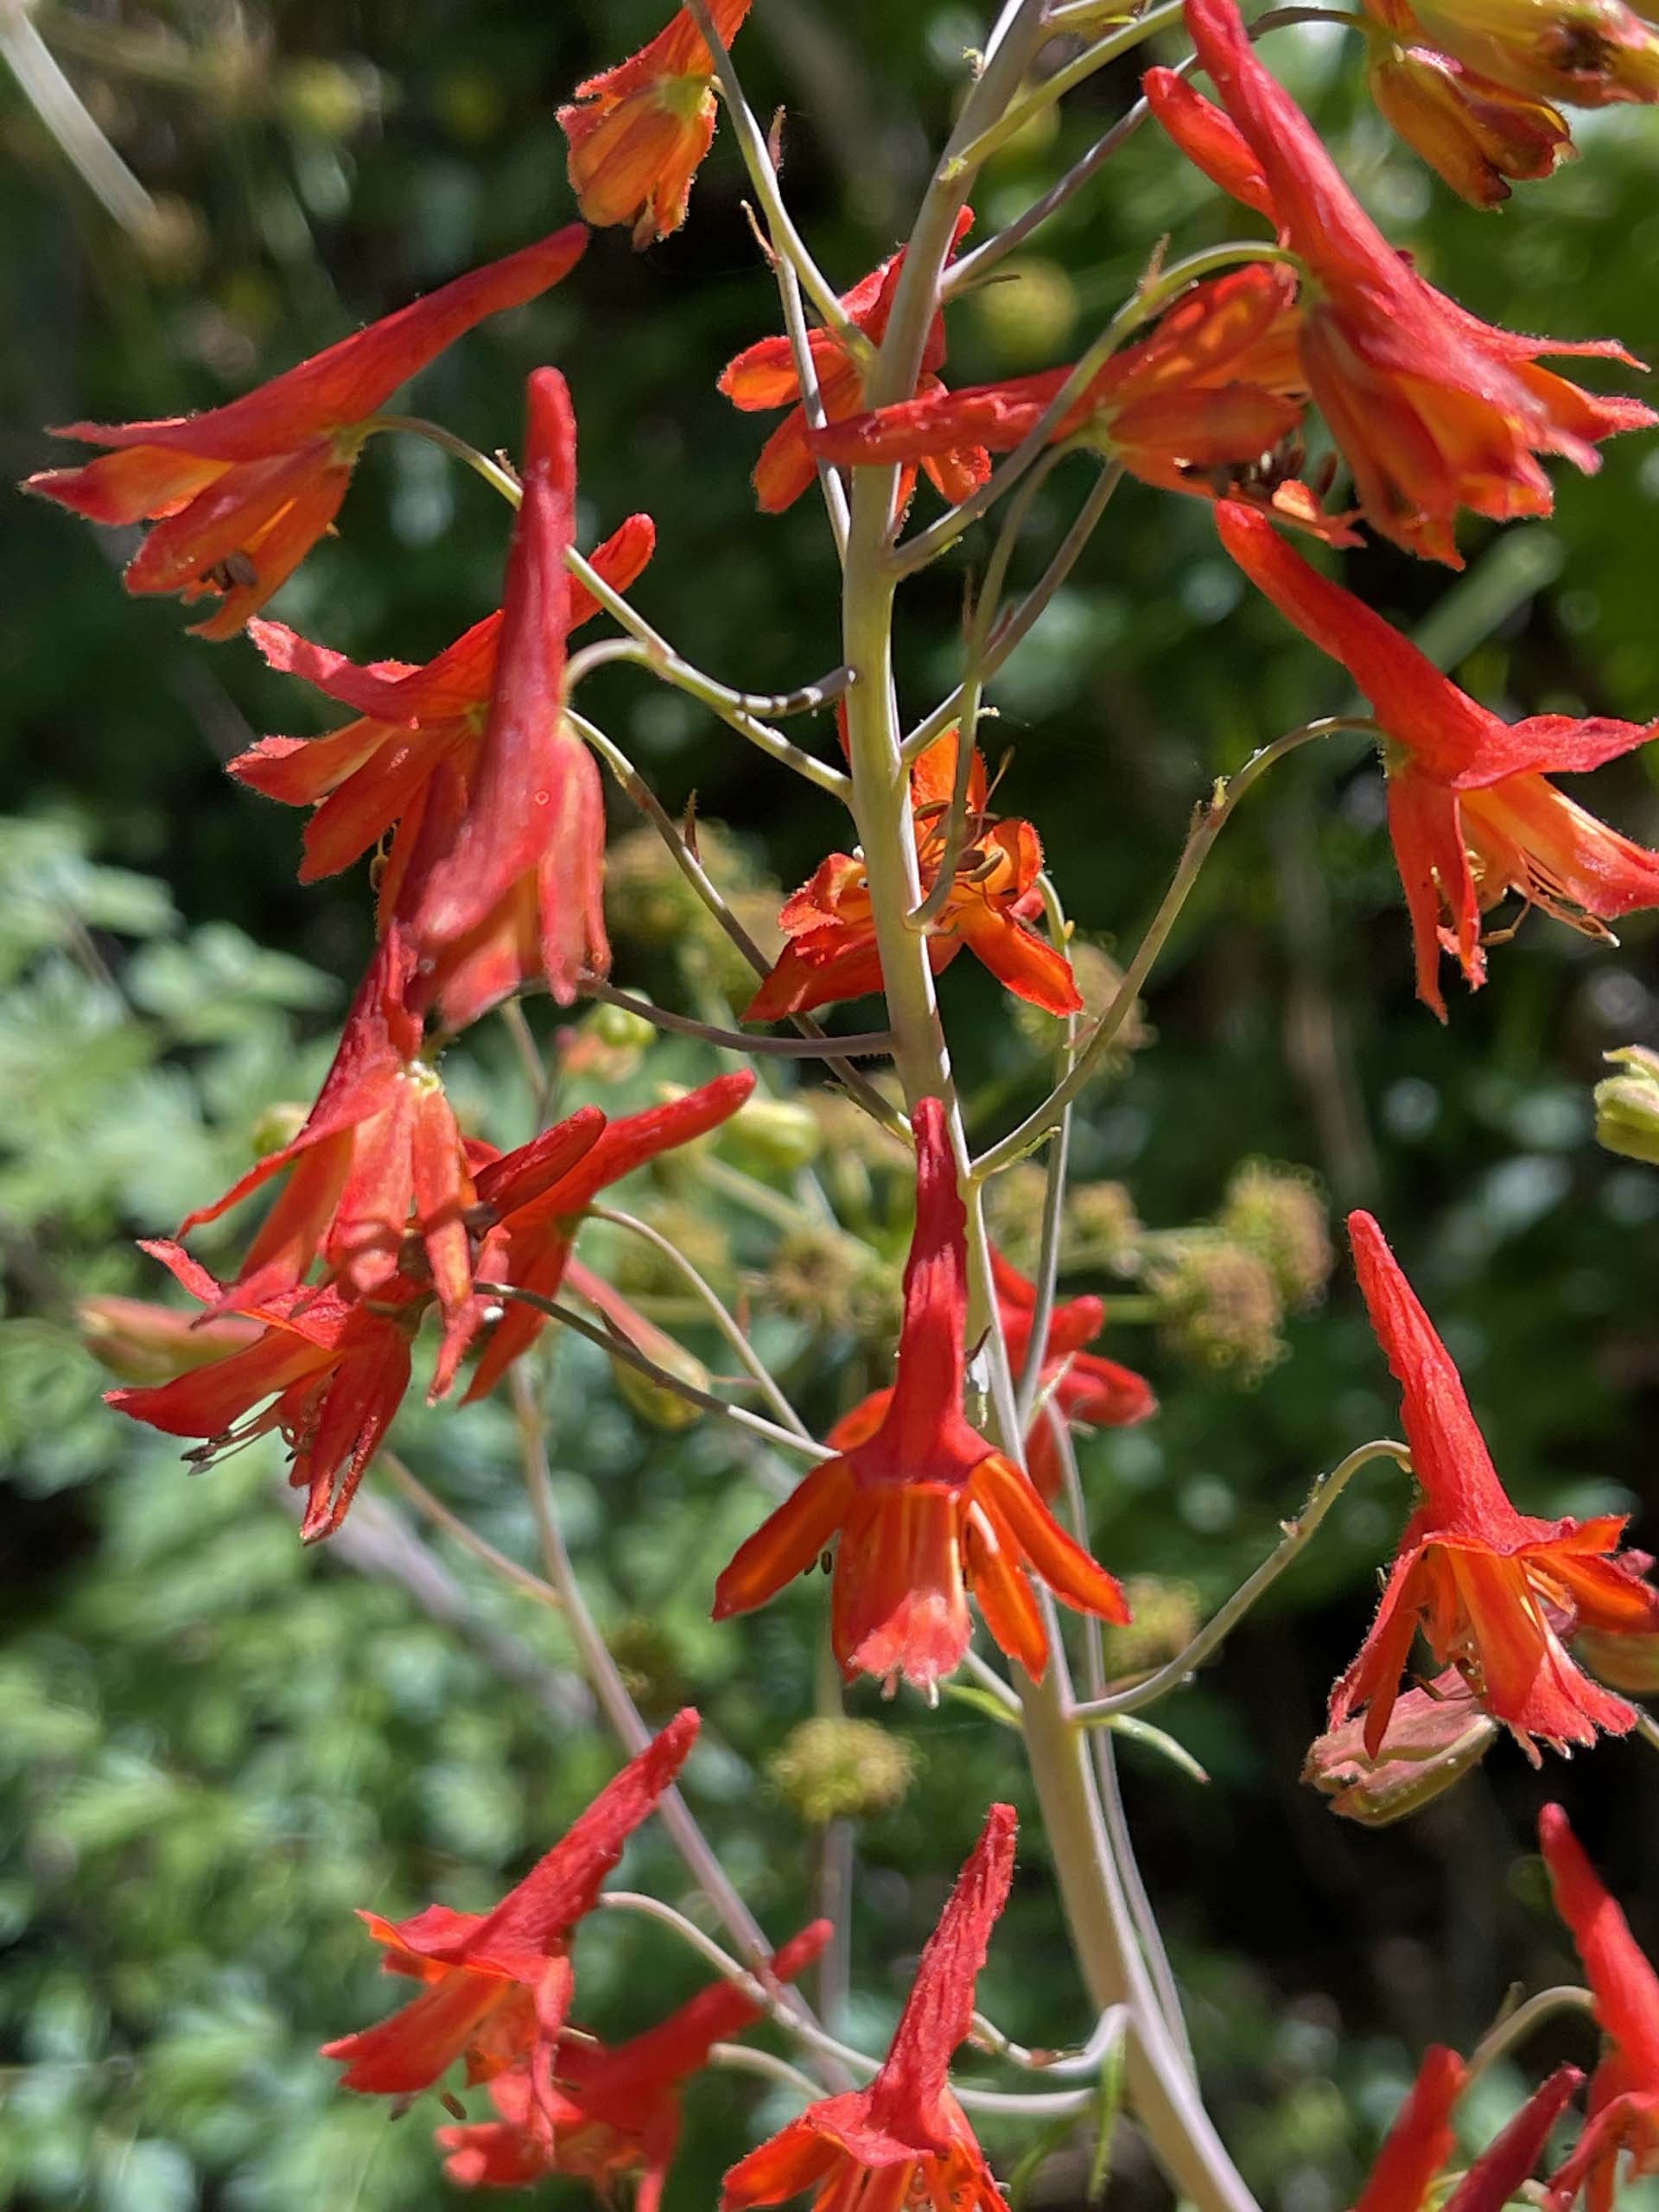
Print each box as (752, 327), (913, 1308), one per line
(1351, 2045), (1581, 2212)
(558, 0), (753, 249)
(463, 1071), (757, 1403)
(323, 1711), (698, 2101)
(1539, 1804), (1659, 2210)
(402, 368), (609, 1024)
(744, 729), (1080, 1025)
(435, 1921), (831, 2202)
(231, 511), (653, 918)
(1363, 35), (1575, 206)
(722, 1804), (1016, 2212)
(105, 1239), (420, 1541)
(713, 1101), (1128, 1695)
(1146, 0), (1655, 563)
(1215, 500), (1659, 1016)
(813, 264), (1358, 543)
(1330, 1211), (1659, 1759)
(25, 229), (587, 637)
(1366, 0), (1659, 109)
(718, 214), (992, 515)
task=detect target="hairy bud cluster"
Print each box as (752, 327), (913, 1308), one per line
(768, 1716), (917, 1826)
(1219, 1160), (1334, 1312)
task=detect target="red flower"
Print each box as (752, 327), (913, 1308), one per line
(435, 1921), (830, 2202)
(1351, 2044), (1581, 2212)
(462, 1071), (757, 1403)
(1146, 0), (1654, 563)
(322, 1710), (698, 2101)
(1216, 500), (1659, 1017)
(713, 1100), (1128, 1694)
(718, 215), (991, 514)
(830, 1248), (1154, 1504)
(106, 1239), (421, 1541)
(391, 370), (609, 1027)
(744, 728), (1080, 1024)
(1364, 0), (1659, 110)
(1539, 1802), (1659, 2212)
(25, 229), (587, 637)
(1330, 1211), (1659, 1759)
(1363, 35), (1574, 207)
(559, 0), (753, 249)
(813, 264), (1358, 543)
(722, 1803), (1016, 2212)
(231, 512), (653, 918)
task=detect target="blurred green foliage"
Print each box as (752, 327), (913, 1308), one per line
(4, 4), (1659, 2210)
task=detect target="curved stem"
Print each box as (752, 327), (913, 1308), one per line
(369, 413), (523, 502)
(376, 1449), (564, 1612)
(573, 972), (894, 1062)
(481, 1282), (830, 1463)
(943, 2), (1185, 175)
(973, 717), (1379, 1177)
(1464, 1986), (1598, 2088)
(588, 1202), (813, 1440)
(1071, 1441), (1412, 1725)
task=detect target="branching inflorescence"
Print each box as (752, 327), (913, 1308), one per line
(31, 0), (1659, 2203)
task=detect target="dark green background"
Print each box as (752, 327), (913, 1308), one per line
(4, 3), (1659, 2207)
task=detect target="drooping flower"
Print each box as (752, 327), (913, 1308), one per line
(1330, 1211), (1659, 1759)
(401, 370), (608, 1025)
(1304, 1665), (1498, 1824)
(830, 1247), (1155, 1503)
(435, 1920), (830, 2202)
(718, 215), (991, 515)
(1145, 0), (1655, 563)
(1538, 1802), (1659, 2212)
(462, 1071), (757, 1403)
(1350, 2043), (1581, 2212)
(1215, 499), (1659, 1016)
(105, 1238), (422, 1541)
(1363, 32), (1575, 205)
(1363, 0), (1659, 109)
(25, 228), (588, 637)
(231, 511), (654, 919)
(324, 1711), (698, 2100)
(713, 1100), (1128, 1695)
(721, 1803), (1017, 2212)
(812, 264), (1359, 543)
(558, 0), (753, 249)
(744, 728), (1081, 1025)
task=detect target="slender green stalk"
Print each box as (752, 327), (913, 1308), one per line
(572, 972), (894, 1061)
(943, 1), (1185, 174)
(1464, 1986), (1598, 2087)
(1071, 1441), (1412, 1725)
(1014, 874), (1077, 1431)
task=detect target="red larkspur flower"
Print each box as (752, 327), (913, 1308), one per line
(435, 1921), (830, 2203)
(713, 1100), (1128, 1694)
(1145, 0), (1654, 563)
(559, 0), (753, 249)
(1330, 1211), (1659, 1759)
(106, 1239), (421, 1541)
(1539, 1802), (1659, 2212)
(1351, 2044), (1580, 2212)
(25, 228), (587, 636)
(323, 1711), (698, 2102)
(461, 1071), (757, 1403)
(719, 214), (991, 515)
(744, 728), (1080, 1024)
(721, 1804), (1018, 2212)
(1216, 500), (1659, 1017)
(813, 264), (1359, 543)
(232, 512), (653, 919)
(1364, 0), (1659, 109)
(1363, 34), (1575, 206)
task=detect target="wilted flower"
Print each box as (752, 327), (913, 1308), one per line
(1365, 33), (1575, 205)
(1304, 1666), (1499, 1824)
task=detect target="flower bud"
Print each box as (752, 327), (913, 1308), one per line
(79, 1296), (260, 1385)
(1065, 1180), (1144, 1271)
(768, 1717), (916, 1826)
(612, 1339), (709, 1431)
(1383, 0), (1659, 105)
(1594, 1046), (1659, 1165)
(1220, 1160), (1333, 1312)
(769, 1226), (898, 1340)
(1304, 1669), (1497, 1823)
(251, 1100), (309, 1156)
(588, 998), (659, 1052)
(971, 257), (1078, 367)
(1368, 35), (1575, 202)
(728, 1096), (823, 1174)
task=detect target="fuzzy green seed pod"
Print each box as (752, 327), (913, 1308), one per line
(769, 1717), (916, 1826)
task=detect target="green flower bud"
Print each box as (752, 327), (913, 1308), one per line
(611, 1338), (709, 1431)
(728, 1096), (823, 1174)
(1150, 1234), (1287, 1384)
(1065, 1180), (1143, 1272)
(971, 257), (1077, 367)
(251, 1100), (308, 1157)
(769, 1717), (916, 1826)
(1595, 1046), (1659, 1166)
(588, 998), (659, 1052)
(1220, 1160), (1333, 1312)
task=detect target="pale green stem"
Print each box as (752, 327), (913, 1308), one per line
(1464, 1986), (1599, 2088)
(0, 0), (156, 232)
(973, 718), (1379, 1178)
(377, 1449), (564, 1613)
(945, 100), (1157, 302)
(482, 1281), (829, 1463)
(1014, 874), (1078, 1430)
(943, 1), (1185, 174)
(571, 972), (894, 1062)
(1634, 1707), (1659, 1757)
(588, 1202), (814, 1440)
(1071, 1441), (1412, 1726)
(708, 2044), (824, 2101)
(972, 2003), (1129, 2079)
(902, 461), (1124, 762)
